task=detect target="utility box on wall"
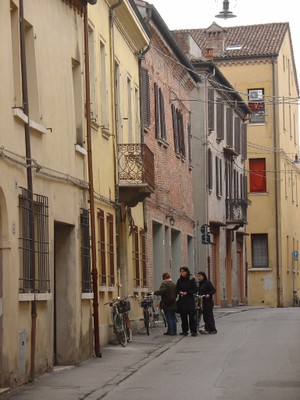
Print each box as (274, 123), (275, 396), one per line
(19, 330), (27, 377)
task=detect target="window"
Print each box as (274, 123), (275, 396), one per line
(141, 68), (150, 128)
(132, 226), (147, 287)
(19, 188), (50, 293)
(234, 117), (241, 154)
(10, 2), (22, 107)
(99, 40), (109, 129)
(215, 156), (222, 198)
(208, 87), (214, 132)
(72, 58), (83, 145)
(88, 26), (98, 124)
(241, 123), (247, 160)
(216, 98), (224, 141)
(126, 76), (133, 142)
(154, 83), (166, 141)
(249, 158), (267, 192)
(187, 122), (192, 165)
(80, 209), (92, 293)
(226, 107), (233, 148)
(208, 148), (213, 191)
(248, 89), (265, 123)
(171, 104), (185, 157)
(97, 209), (115, 286)
(251, 234), (269, 268)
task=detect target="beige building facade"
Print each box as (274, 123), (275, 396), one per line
(0, 0), (152, 389)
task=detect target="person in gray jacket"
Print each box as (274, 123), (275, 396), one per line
(154, 272), (178, 335)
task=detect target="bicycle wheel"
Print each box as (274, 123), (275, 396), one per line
(148, 305), (156, 328)
(114, 313), (127, 347)
(124, 313), (133, 342)
(195, 308), (201, 333)
(160, 308), (167, 327)
(143, 309), (150, 335)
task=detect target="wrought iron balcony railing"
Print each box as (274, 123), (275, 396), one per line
(225, 198), (248, 225)
(117, 143), (155, 206)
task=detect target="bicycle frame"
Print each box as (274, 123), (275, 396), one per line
(140, 293), (156, 335)
(105, 296), (133, 346)
(292, 289), (300, 307)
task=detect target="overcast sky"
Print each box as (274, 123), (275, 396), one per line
(149, 0), (300, 79)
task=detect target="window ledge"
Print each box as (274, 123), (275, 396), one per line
(75, 144), (87, 156)
(157, 138), (169, 148)
(248, 268), (272, 272)
(13, 108), (47, 134)
(81, 292), (94, 300)
(99, 286), (115, 292)
(19, 292), (52, 301)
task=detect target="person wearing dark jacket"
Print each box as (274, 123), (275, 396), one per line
(197, 271), (217, 334)
(176, 266), (198, 336)
(154, 272), (177, 335)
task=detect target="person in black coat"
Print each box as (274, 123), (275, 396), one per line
(176, 266), (198, 336)
(197, 271), (217, 334)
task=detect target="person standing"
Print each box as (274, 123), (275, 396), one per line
(176, 266), (198, 336)
(197, 271), (217, 334)
(154, 272), (178, 335)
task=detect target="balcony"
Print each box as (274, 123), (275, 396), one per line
(225, 199), (248, 229)
(117, 143), (155, 207)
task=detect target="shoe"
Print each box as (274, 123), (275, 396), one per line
(180, 332), (188, 336)
(209, 330), (217, 334)
(191, 332), (197, 337)
(163, 332), (171, 335)
(200, 330), (210, 334)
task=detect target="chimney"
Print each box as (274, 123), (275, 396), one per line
(203, 47), (214, 61)
(204, 22), (226, 57)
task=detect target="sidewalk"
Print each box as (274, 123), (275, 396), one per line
(0, 306), (257, 399)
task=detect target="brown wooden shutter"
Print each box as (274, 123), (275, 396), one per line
(226, 108), (233, 147)
(140, 228), (147, 287)
(234, 117), (241, 154)
(98, 209), (106, 286)
(141, 68), (150, 128)
(154, 83), (159, 138)
(249, 158), (266, 192)
(107, 213), (115, 286)
(172, 104), (179, 153)
(216, 98), (224, 140)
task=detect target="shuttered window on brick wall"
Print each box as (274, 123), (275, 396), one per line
(188, 122), (192, 165)
(107, 213), (115, 286)
(140, 228), (147, 287)
(154, 83), (166, 140)
(216, 98), (224, 141)
(171, 104), (186, 158)
(208, 87), (215, 132)
(141, 68), (150, 128)
(80, 208), (92, 293)
(132, 226), (140, 287)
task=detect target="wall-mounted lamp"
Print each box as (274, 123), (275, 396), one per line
(294, 154), (300, 164)
(166, 214), (175, 226)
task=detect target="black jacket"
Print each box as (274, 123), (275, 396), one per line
(176, 276), (197, 311)
(198, 280), (216, 307)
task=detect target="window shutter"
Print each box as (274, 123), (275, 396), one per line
(241, 123), (247, 160)
(98, 209), (106, 286)
(141, 68), (150, 128)
(208, 148), (213, 191)
(107, 213), (114, 286)
(234, 117), (241, 154)
(216, 98), (224, 140)
(159, 88), (166, 140)
(226, 108), (233, 147)
(208, 86), (215, 131)
(154, 83), (159, 138)
(172, 104), (179, 153)
(249, 158), (266, 192)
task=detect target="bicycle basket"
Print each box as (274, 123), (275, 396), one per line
(141, 298), (152, 307)
(117, 299), (131, 313)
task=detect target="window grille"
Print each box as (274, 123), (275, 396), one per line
(251, 234), (269, 268)
(19, 188), (50, 293)
(80, 208), (92, 293)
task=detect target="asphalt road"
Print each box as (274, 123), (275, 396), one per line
(1, 307), (300, 400)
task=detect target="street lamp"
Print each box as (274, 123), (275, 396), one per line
(215, 0), (236, 19)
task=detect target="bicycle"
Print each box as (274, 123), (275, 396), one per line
(105, 296), (133, 347)
(194, 294), (205, 333)
(292, 289), (300, 307)
(156, 301), (167, 327)
(139, 292), (158, 335)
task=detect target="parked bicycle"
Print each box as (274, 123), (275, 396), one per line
(156, 301), (167, 328)
(194, 294), (205, 333)
(105, 295), (134, 347)
(292, 288), (300, 307)
(139, 292), (160, 335)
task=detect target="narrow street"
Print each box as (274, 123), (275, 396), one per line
(1, 307), (300, 400)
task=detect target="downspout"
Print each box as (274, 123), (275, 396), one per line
(19, 0), (37, 380)
(109, 0), (123, 295)
(272, 58), (281, 307)
(83, 2), (101, 357)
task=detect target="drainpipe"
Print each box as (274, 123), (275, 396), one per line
(19, 0), (37, 380)
(109, 0), (123, 294)
(84, 2), (101, 357)
(272, 58), (281, 307)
